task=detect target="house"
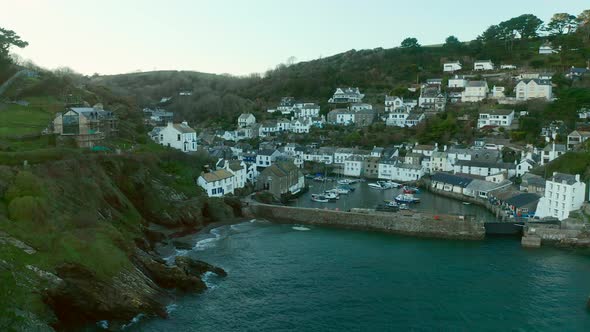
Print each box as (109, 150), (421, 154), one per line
(520, 173), (546, 194)
(256, 149), (281, 168)
(464, 179), (511, 199)
(363, 157), (381, 179)
(567, 130), (590, 150)
(334, 148), (358, 165)
(197, 169), (235, 197)
(293, 103), (320, 118)
(426, 78), (443, 86)
(443, 61), (462, 72)
(343, 155), (366, 177)
(477, 109), (515, 129)
(259, 121), (279, 137)
(217, 159), (249, 190)
(143, 108), (173, 126)
(290, 118), (312, 134)
(504, 193), (541, 218)
(448, 75), (468, 88)
(566, 67), (589, 80)
(238, 113), (256, 128)
(453, 160), (516, 178)
(349, 103), (373, 111)
(278, 97), (296, 113)
(462, 81), (488, 102)
(385, 96), (405, 112)
(430, 151), (451, 173)
(412, 144), (438, 157)
(150, 121), (197, 152)
(535, 173), (586, 220)
(474, 60), (494, 71)
(539, 42), (558, 55)
(256, 161), (305, 198)
(516, 159), (536, 177)
(578, 108), (590, 119)
(404, 152), (423, 166)
(430, 172), (474, 195)
(385, 109), (410, 127)
(277, 118), (291, 132)
(491, 86), (505, 99)
(406, 112), (426, 127)
(378, 159), (424, 182)
(515, 79), (552, 101)
(328, 87), (364, 103)
(419, 86), (440, 107)
(52, 105), (118, 148)
(327, 109), (374, 127)
(540, 143), (566, 165)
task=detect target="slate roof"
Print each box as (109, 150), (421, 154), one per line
(504, 193), (541, 208)
(431, 172), (474, 188)
(200, 169), (234, 183)
(258, 149), (278, 156)
(481, 109), (514, 116)
(466, 81), (487, 87)
(550, 173), (578, 185)
(455, 160), (516, 169)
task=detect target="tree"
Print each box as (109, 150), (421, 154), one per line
(504, 14), (543, 39)
(443, 35), (462, 52)
(545, 13), (578, 35)
(0, 27), (28, 59)
(400, 37), (420, 49)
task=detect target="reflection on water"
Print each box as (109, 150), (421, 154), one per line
(288, 180), (497, 222)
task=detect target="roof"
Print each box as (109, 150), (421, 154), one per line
(466, 81), (487, 87)
(475, 60), (493, 63)
(481, 109), (514, 116)
(200, 169), (234, 183)
(518, 79), (552, 86)
(261, 161), (299, 178)
(521, 173), (546, 187)
(455, 160), (516, 169)
(543, 143), (566, 152)
(504, 193), (541, 208)
(258, 149), (278, 156)
(550, 173), (578, 185)
(172, 123), (196, 133)
(238, 113), (254, 120)
(431, 172), (474, 188)
(413, 144), (435, 151)
(228, 160), (244, 172)
(466, 179), (510, 193)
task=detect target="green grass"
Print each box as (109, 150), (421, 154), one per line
(0, 104), (52, 138)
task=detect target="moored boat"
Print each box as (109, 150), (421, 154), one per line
(311, 194), (329, 203)
(368, 182), (386, 190)
(395, 193), (421, 204)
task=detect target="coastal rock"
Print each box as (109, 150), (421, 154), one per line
(175, 256), (228, 277)
(133, 249), (206, 292)
(44, 263), (171, 330)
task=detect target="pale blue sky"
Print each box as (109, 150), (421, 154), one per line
(2, 0), (587, 76)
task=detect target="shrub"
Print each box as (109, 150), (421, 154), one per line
(4, 171), (42, 202)
(7, 196), (47, 223)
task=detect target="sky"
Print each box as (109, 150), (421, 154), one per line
(1, 0), (588, 76)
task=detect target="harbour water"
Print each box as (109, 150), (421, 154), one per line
(290, 180), (497, 222)
(136, 221), (590, 331)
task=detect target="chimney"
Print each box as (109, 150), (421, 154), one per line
(167, 121), (173, 127)
(576, 174), (580, 182)
(182, 121), (189, 126)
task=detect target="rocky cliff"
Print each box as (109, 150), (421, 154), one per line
(0, 152), (236, 330)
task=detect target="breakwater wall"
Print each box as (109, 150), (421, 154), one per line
(246, 203), (485, 240)
(522, 223), (590, 248)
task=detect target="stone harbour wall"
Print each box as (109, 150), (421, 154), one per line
(247, 204), (485, 240)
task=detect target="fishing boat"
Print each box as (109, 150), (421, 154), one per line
(311, 194), (329, 203)
(395, 193), (421, 204)
(333, 187), (350, 195)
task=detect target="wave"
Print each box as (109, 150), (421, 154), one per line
(164, 249), (188, 264)
(193, 226), (225, 251)
(202, 271), (219, 290)
(121, 313), (145, 330)
(96, 320), (109, 330)
(166, 303), (178, 314)
(292, 226), (311, 231)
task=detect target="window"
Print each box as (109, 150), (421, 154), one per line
(177, 134), (181, 141)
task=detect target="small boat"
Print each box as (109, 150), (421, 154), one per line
(323, 191), (339, 201)
(402, 186), (420, 194)
(398, 203), (409, 210)
(385, 200), (398, 208)
(395, 193), (421, 204)
(368, 182), (386, 190)
(462, 202), (471, 205)
(333, 187), (350, 195)
(338, 184), (355, 192)
(311, 194), (329, 203)
(376, 203), (399, 212)
(337, 178), (357, 185)
(313, 176), (326, 182)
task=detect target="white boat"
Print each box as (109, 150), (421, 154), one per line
(368, 182), (386, 190)
(399, 203), (409, 210)
(395, 193), (421, 204)
(311, 194), (329, 203)
(323, 191), (339, 201)
(337, 178), (357, 185)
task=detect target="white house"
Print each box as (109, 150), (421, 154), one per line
(491, 86), (505, 99)
(430, 151), (452, 173)
(540, 143), (566, 165)
(378, 160), (425, 182)
(515, 79), (552, 101)
(328, 87), (364, 103)
(567, 130), (590, 150)
(453, 160), (516, 178)
(277, 97), (296, 113)
(256, 149), (281, 168)
(516, 159), (536, 177)
(539, 42), (558, 55)
(477, 109), (514, 129)
(343, 155), (365, 177)
(334, 148), (358, 164)
(290, 118), (312, 134)
(405, 112), (426, 127)
(474, 60), (494, 71)
(350, 103), (373, 111)
(293, 103), (320, 118)
(277, 118), (291, 132)
(385, 95), (405, 112)
(197, 169), (235, 197)
(448, 75), (468, 88)
(462, 81), (488, 103)
(223, 160), (248, 189)
(535, 173), (586, 221)
(259, 121), (279, 137)
(238, 113), (256, 128)
(385, 110), (410, 127)
(443, 61), (462, 72)
(154, 121), (197, 152)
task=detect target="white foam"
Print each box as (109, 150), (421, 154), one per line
(202, 271), (219, 290)
(292, 226), (311, 231)
(249, 218), (257, 223)
(193, 226), (225, 251)
(165, 303), (178, 314)
(97, 320), (109, 330)
(121, 313), (145, 330)
(164, 249), (188, 264)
